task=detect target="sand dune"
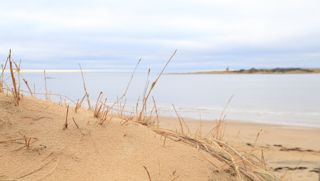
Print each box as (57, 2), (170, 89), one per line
(0, 95), (216, 180)
(0, 94), (270, 181)
(1, 94), (319, 180)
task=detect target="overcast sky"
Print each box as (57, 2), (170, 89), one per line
(0, 0), (319, 72)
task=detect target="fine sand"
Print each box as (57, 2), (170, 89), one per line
(0, 94), (319, 181)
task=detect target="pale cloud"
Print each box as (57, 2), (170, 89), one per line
(0, 0), (319, 71)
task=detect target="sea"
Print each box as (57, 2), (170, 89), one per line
(16, 72), (320, 128)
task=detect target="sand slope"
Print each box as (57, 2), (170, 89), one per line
(0, 94), (232, 181)
(2, 93), (318, 180)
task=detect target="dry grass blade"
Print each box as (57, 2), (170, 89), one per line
(23, 79), (33, 97)
(207, 95), (234, 140)
(79, 64), (91, 109)
(109, 57), (142, 119)
(172, 105), (185, 135)
(147, 49), (177, 97)
(0, 138), (24, 144)
(170, 175), (179, 181)
(13, 59), (21, 95)
(253, 129), (263, 147)
(8, 50), (20, 106)
(151, 50), (177, 89)
(261, 149), (266, 169)
(0, 55), (9, 76)
(63, 106), (69, 130)
(210, 119), (225, 141)
(172, 104), (190, 135)
(135, 96), (140, 114)
(72, 117), (80, 129)
(43, 70), (49, 101)
(119, 98), (127, 117)
(94, 92), (103, 118)
(120, 58), (142, 99)
(0, 67), (4, 93)
(75, 93), (87, 113)
(15, 157), (57, 179)
(152, 96), (160, 127)
(142, 69), (151, 104)
(143, 166), (152, 181)
(138, 68), (151, 123)
(74, 99), (80, 112)
(0, 52), (9, 93)
(17, 132), (38, 149)
(218, 95), (234, 121)
(224, 149), (243, 181)
(138, 50), (177, 122)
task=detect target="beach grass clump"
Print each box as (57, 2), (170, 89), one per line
(152, 126), (277, 181)
(136, 50), (177, 126)
(93, 91), (104, 118)
(172, 104), (190, 135)
(0, 50), (10, 93)
(157, 97), (277, 180)
(0, 50), (22, 105)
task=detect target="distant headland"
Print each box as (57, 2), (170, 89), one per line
(188, 68), (320, 74)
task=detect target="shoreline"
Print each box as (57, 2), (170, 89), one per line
(159, 116), (320, 130)
(155, 113), (320, 129)
(159, 116), (320, 151)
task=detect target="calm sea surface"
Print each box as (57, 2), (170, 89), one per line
(18, 72), (320, 128)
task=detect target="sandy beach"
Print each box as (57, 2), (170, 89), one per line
(160, 117), (320, 180)
(0, 94), (319, 181)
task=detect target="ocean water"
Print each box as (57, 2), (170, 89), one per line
(16, 72), (320, 128)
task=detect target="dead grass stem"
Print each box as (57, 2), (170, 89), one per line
(23, 79), (33, 97)
(172, 104), (188, 135)
(63, 106), (69, 130)
(137, 50), (177, 123)
(8, 50), (20, 105)
(0, 52), (9, 93)
(253, 129), (263, 148)
(15, 157), (57, 179)
(120, 58), (142, 99)
(18, 132), (38, 150)
(152, 96), (160, 127)
(93, 91), (103, 118)
(79, 64), (91, 109)
(75, 93), (87, 113)
(13, 60), (21, 95)
(43, 70), (49, 101)
(207, 95), (234, 140)
(72, 117), (80, 129)
(143, 166), (152, 181)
